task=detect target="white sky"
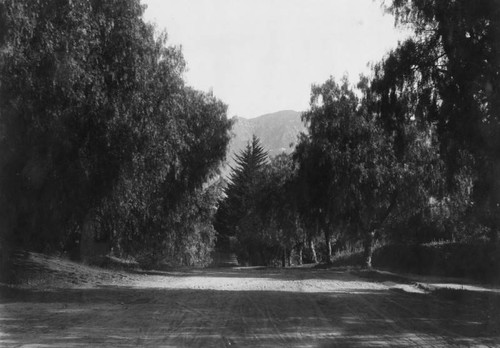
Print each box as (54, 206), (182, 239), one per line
(142, 0), (404, 119)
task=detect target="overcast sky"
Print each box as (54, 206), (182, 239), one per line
(142, 0), (405, 119)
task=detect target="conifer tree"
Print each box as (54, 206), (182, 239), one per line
(215, 135), (268, 263)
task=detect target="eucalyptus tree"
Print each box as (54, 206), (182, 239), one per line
(296, 77), (441, 266)
(374, 0), (500, 240)
(294, 135), (324, 262)
(258, 153), (303, 266)
(295, 78), (359, 262)
(0, 0), (232, 262)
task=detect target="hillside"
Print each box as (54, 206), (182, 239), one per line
(222, 110), (306, 176)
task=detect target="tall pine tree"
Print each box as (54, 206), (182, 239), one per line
(215, 135), (268, 263)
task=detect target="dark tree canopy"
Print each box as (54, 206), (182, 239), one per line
(0, 0), (232, 264)
(375, 0), (500, 238)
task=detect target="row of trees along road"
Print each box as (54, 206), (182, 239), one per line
(217, 78), (441, 267)
(215, 0), (499, 267)
(0, 0), (498, 269)
(0, 0), (232, 266)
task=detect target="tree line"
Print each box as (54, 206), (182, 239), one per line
(216, 0), (500, 267)
(0, 0), (498, 269)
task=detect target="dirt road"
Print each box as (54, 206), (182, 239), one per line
(1, 262), (499, 347)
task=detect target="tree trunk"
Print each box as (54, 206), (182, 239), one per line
(282, 247), (287, 267)
(324, 227), (332, 263)
(288, 249), (292, 267)
(80, 211), (100, 263)
(298, 243), (304, 265)
(363, 230), (376, 268)
(309, 239), (318, 263)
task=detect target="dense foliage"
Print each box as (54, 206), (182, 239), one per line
(216, 138), (306, 266)
(2, 0), (497, 272)
(0, 0), (231, 265)
(374, 0), (500, 241)
(258, 153), (303, 266)
(294, 77), (442, 266)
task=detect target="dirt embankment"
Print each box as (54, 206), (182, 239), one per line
(1, 253), (499, 347)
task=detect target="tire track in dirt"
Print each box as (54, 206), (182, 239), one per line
(381, 291), (462, 346)
(247, 291), (288, 346)
(355, 290), (433, 346)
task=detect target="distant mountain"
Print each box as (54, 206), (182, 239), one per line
(221, 110), (306, 177)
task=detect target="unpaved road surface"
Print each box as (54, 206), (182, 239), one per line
(1, 256), (499, 347)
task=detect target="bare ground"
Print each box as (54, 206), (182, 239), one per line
(1, 253), (499, 347)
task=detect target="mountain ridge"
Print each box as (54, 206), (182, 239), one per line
(221, 110), (306, 177)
